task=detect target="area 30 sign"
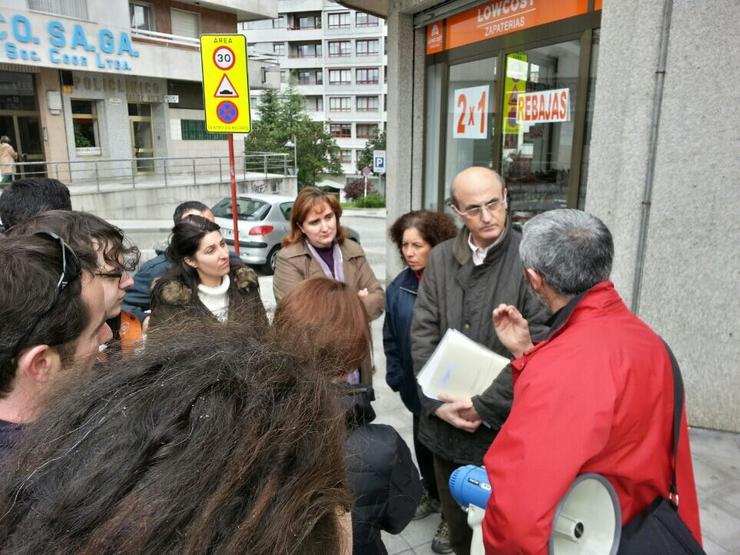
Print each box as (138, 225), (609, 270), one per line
(200, 34), (251, 133)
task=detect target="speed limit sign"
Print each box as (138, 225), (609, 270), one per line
(213, 46), (235, 70)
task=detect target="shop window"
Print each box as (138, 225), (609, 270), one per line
(330, 123), (352, 138)
(328, 12), (350, 29)
(356, 13), (379, 27)
(356, 39), (379, 56)
(180, 120), (227, 141)
(167, 80), (203, 109)
(329, 97), (351, 112)
(0, 72), (36, 111)
(500, 40), (581, 224)
(29, 0), (87, 19)
(171, 8), (200, 38)
(71, 100), (100, 153)
(579, 30), (599, 209)
(356, 68), (379, 85)
(356, 124), (378, 139)
(129, 2), (154, 31)
(328, 41), (351, 57)
(329, 69), (352, 85)
(340, 149), (352, 164)
(356, 96), (379, 112)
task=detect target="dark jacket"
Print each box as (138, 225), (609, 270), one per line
(342, 385), (423, 555)
(410, 224), (549, 465)
(149, 263), (268, 333)
(383, 268), (421, 414)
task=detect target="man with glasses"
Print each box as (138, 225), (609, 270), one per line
(0, 234), (112, 459)
(410, 166), (548, 554)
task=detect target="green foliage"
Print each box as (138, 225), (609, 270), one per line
(351, 193), (385, 208)
(245, 88), (342, 187)
(355, 130), (386, 174)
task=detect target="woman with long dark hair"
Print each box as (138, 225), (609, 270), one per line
(0, 320), (352, 554)
(273, 277), (423, 555)
(150, 215), (267, 331)
(384, 210), (458, 552)
(273, 187), (384, 386)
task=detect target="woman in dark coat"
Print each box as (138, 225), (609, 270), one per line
(150, 215), (267, 333)
(383, 210), (458, 551)
(273, 277), (423, 555)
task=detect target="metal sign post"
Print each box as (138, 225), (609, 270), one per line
(200, 34), (252, 255)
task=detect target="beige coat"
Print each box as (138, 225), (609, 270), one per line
(273, 239), (385, 387)
(0, 143), (17, 175)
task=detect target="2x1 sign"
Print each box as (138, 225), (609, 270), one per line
(516, 88), (570, 124)
(453, 85), (490, 139)
(200, 34), (251, 133)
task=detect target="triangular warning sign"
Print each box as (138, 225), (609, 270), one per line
(214, 74), (239, 98)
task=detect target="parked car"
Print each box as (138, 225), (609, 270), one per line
(212, 193), (360, 274)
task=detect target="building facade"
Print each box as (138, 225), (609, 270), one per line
(0, 0), (276, 182)
(338, 0), (740, 432)
(242, 0), (387, 187)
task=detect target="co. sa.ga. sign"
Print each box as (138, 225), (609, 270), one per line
(0, 10), (139, 73)
(516, 88), (570, 124)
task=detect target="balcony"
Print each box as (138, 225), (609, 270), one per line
(130, 30), (202, 81)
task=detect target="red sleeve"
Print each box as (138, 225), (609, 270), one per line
(482, 347), (616, 554)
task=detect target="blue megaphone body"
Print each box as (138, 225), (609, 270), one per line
(449, 465), (492, 509)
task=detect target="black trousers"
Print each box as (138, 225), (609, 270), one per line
(413, 414), (439, 501)
(433, 454), (472, 555)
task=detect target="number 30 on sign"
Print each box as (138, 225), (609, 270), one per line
(453, 85), (489, 139)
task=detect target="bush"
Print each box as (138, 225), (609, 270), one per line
(344, 178), (375, 201)
(352, 194), (385, 208)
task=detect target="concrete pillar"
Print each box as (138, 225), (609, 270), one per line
(586, 0), (740, 430)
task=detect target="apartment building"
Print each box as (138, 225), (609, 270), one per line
(0, 0), (276, 180)
(242, 0), (387, 184)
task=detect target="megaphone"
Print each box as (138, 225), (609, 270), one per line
(449, 466), (621, 555)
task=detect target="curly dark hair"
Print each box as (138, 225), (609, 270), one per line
(0, 319), (351, 554)
(388, 210), (458, 262)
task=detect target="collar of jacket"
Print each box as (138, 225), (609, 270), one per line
(452, 219), (512, 266)
(160, 264), (258, 305)
(511, 280), (621, 373)
(281, 238), (365, 261)
(398, 267), (420, 295)
(336, 383), (376, 429)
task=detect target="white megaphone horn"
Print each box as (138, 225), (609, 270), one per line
(449, 466), (621, 555)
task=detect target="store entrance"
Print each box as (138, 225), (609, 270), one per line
(0, 72), (45, 179)
(128, 103), (155, 174)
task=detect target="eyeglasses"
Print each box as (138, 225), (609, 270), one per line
(9, 232), (81, 361)
(451, 196), (508, 219)
(95, 269), (129, 287)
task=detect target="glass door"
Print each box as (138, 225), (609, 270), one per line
(128, 103), (155, 174)
(0, 113), (45, 179)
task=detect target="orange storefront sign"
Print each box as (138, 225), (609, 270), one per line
(427, 0), (590, 53)
(426, 21), (445, 54)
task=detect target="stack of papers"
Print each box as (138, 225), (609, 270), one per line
(417, 329), (510, 400)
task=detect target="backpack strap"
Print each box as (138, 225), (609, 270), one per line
(661, 339), (683, 508)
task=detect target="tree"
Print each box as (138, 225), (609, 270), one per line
(245, 88), (342, 187)
(344, 177), (376, 201)
(355, 130), (386, 175)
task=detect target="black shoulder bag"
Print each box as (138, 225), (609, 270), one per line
(617, 342), (705, 554)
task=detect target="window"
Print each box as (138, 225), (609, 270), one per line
(340, 149), (352, 164)
(212, 197), (271, 221)
(273, 15), (286, 29)
(273, 42), (285, 55)
(296, 69), (323, 85)
(29, 0), (87, 19)
(356, 68), (379, 84)
(356, 39), (379, 56)
(295, 43), (321, 58)
(328, 41), (351, 57)
(356, 124), (378, 139)
(330, 123), (352, 138)
(298, 14), (321, 29)
(280, 70), (289, 84)
(356, 96), (379, 112)
(171, 9), (200, 38)
(329, 69), (352, 85)
(129, 2), (153, 30)
(356, 13), (379, 27)
(329, 97), (352, 112)
(180, 120), (227, 141)
(71, 100), (100, 150)
(328, 12), (350, 29)
(304, 96), (323, 112)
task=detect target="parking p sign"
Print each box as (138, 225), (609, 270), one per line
(373, 150), (386, 175)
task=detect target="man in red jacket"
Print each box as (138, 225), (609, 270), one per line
(482, 209), (702, 554)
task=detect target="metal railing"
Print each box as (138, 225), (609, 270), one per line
(11, 153), (294, 193)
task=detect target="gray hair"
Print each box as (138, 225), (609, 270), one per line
(0, 136), (9, 144)
(519, 209), (613, 296)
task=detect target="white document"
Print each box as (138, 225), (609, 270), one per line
(417, 329), (510, 400)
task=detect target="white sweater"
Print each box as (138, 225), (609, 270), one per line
(197, 275), (230, 321)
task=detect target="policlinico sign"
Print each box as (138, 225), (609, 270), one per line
(0, 9), (139, 73)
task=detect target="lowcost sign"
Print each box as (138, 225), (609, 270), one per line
(516, 88), (570, 124)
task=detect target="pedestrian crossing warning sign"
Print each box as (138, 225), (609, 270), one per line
(215, 74), (238, 98)
(200, 34), (251, 133)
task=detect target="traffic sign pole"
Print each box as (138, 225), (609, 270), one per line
(227, 134), (240, 256)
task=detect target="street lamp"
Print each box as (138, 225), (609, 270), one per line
(285, 135), (297, 176)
